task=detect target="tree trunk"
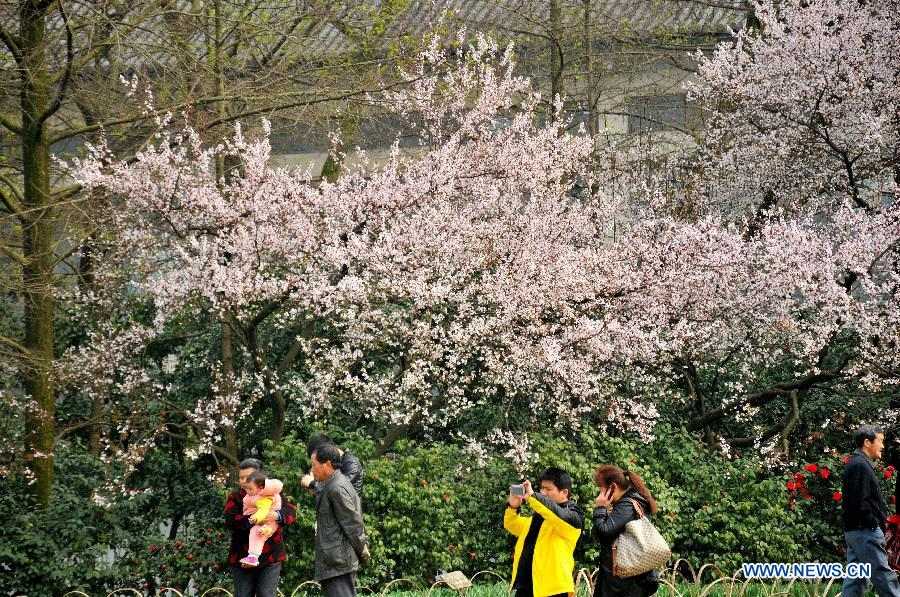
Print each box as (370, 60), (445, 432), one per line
(549, 0), (565, 120)
(211, 0), (241, 475)
(582, 0), (596, 140)
(20, 0), (56, 508)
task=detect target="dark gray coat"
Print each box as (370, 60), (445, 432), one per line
(314, 470), (368, 581)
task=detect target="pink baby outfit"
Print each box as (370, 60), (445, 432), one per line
(242, 478), (283, 561)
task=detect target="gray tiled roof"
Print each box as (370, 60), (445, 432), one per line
(7, 0), (746, 62)
(313, 0), (748, 55)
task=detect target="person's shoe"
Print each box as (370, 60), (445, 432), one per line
(239, 554), (259, 567)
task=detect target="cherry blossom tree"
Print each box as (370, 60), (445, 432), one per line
(67, 33), (625, 474)
(61, 7), (900, 480)
(646, 0), (900, 454)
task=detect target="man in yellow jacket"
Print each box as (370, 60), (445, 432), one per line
(504, 468), (585, 597)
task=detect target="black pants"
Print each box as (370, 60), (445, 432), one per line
(515, 586), (568, 597)
(322, 572), (358, 597)
(593, 566), (659, 597)
(231, 563), (281, 597)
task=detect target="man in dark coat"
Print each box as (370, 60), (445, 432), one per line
(841, 425), (900, 597)
(312, 442), (370, 597)
(224, 458), (297, 597)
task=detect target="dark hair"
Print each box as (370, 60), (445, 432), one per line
(594, 464), (658, 515)
(538, 467), (573, 497)
(307, 433), (334, 457)
(855, 425), (883, 448)
(239, 458), (262, 471)
(313, 442), (342, 467)
(247, 470), (267, 488)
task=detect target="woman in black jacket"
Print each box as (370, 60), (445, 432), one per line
(591, 465), (660, 597)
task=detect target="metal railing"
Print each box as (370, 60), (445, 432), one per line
(62, 563), (845, 597)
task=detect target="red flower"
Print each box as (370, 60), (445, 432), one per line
(832, 491), (842, 502)
(886, 514), (900, 526)
(819, 467), (831, 480)
(841, 455), (851, 464)
(786, 480), (798, 491)
(885, 468), (894, 479)
(804, 463), (818, 473)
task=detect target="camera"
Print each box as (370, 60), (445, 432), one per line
(509, 483), (526, 496)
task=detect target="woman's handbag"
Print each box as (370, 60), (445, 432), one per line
(611, 498), (672, 578)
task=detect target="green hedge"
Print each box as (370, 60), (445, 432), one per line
(2, 427), (815, 595)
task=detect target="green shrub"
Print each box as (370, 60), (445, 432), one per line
(635, 425), (811, 574)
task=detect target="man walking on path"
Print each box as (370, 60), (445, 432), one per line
(224, 458), (297, 597)
(504, 467), (584, 597)
(312, 443), (370, 597)
(842, 426), (900, 597)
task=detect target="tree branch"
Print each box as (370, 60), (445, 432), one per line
(0, 24), (22, 64)
(200, 78), (421, 131)
(36, 0), (74, 127)
(0, 113), (23, 135)
(688, 361), (848, 431)
(0, 242), (27, 266)
(0, 182), (25, 217)
(0, 334), (29, 357)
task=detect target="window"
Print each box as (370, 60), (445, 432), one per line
(626, 94), (688, 133)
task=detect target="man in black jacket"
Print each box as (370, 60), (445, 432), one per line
(841, 425), (900, 597)
(301, 433), (364, 496)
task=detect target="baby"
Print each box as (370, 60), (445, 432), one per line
(240, 470), (283, 567)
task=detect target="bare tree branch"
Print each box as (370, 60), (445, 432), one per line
(0, 112), (23, 135)
(36, 0), (74, 127)
(0, 24), (22, 64)
(0, 334), (29, 357)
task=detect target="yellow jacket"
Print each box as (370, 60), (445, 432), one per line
(504, 495), (583, 597)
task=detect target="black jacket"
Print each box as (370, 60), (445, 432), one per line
(592, 488), (651, 568)
(314, 470), (368, 581)
(592, 489), (658, 597)
(842, 450), (889, 532)
(311, 450), (364, 496)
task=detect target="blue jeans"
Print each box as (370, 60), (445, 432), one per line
(231, 562), (282, 597)
(843, 528), (900, 597)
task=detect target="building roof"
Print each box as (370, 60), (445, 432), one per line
(310, 0), (748, 55)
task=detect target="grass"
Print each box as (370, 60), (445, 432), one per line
(377, 579), (846, 597)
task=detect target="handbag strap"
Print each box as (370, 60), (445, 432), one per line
(627, 497), (645, 520)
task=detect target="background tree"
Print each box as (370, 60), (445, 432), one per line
(0, 0), (417, 507)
